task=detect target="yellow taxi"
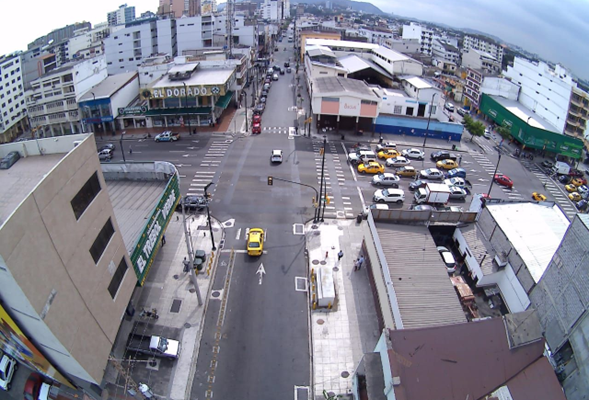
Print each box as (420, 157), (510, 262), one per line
(436, 159), (459, 170)
(247, 228), (264, 256)
(571, 177), (585, 187)
(568, 192), (582, 202)
(397, 166), (417, 177)
(377, 149), (400, 159)
(358, 162), (385, 174)
(532, 192), (547, 201)
(565, 184), (577, 192)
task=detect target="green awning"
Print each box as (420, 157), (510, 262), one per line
(144, 107), (212, 116)
(215, 91), (234, 109)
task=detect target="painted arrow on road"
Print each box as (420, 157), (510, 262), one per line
(256, 263), (266, 285)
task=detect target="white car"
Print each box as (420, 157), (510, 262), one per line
(483, 128), (492, 139)
(371, 173), (400, 187)
(445, 102), (455, 112)
(0, 354), (17, 391)
(373, 188), (405, 204)
(444, 177), (467, 188)
(376, 141), (397, 152)
(437, 246), (456, 273)
(401, 148), (425, 160)
(271, 150), (283, 163)
(419, 168), (444, 180)
(385, 156), (411, 167)
(448, 186), (468, 200)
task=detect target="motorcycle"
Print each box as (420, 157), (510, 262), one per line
(140, 308), (159, 319)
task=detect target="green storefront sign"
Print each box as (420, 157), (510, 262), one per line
(480, 94), (584, 159)
(131, 175), (180, 285)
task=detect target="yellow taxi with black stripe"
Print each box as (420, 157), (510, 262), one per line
(358, 161), (385, 174)
(247, 228), (264, 256)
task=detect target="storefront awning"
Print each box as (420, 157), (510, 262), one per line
(215, 91), (234, 109)
(144, 107), (212, 116)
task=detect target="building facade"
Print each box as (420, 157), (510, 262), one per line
(0, 53), (28, 142)
(461, 48), (500, 75)
(463, 35), (504, 66)
(432, 39), (460, 64)
(107, 3), (136, 26)
(401, 23), (433, 56)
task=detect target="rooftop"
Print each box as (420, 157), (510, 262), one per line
(376, 223), (466, 329)
(490, 95), (560, 131)
(402, 76), (433, 90)
(152, 67), (234, 89)
(338, 54), (393, 79)
(305, 38), (379, 51)
(79, 72), (138, 102)
(487, 202), (570, 282)
(313, 77), (379, 101)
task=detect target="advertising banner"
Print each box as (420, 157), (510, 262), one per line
(0, 304), (72, 387)
(130, 174), (180, 285)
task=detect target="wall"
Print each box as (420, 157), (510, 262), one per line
(177, 16), (205, 54)
(374, 115), (464, 141)
(156, 18), (177, 57)
(105, 22), (155, 75)
(74, 57), (108, 102)
(481, 77), (520, 101)
(111, 74), (140, 119)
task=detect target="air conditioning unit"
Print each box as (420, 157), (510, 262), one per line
(494, 253), (508, 268)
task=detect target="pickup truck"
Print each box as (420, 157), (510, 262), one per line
(414, 183), (451, 205)
(126, 333), (181, 359)
(154, 131), (180, 142)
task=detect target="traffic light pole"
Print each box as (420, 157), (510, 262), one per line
(268, 176), (320, 223)
(319, 136), (327, 222)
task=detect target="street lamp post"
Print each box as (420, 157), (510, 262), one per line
(204, 183), (216, 251)
(487, 152), (502, 197)
(318, 136), (327, 222)
(422, 93), (438, 149)
(183, 83), (192, 135)
(120, 131), (127, 162)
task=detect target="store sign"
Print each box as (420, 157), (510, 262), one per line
(118, 106), (148, 116)
(145, 85), (224, 99)
(339, 98), (361, 116)
(130, 175), (180, 285)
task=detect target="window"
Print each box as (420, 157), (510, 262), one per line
(393, 105), (402, 114)
(71, 172), (101, 220)
(108, 257), (129, 298)
(90, 219), (115, 264)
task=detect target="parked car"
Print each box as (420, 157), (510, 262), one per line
(261, 89), (268, 97)
(410, 204), (435, 211)
(358, 162), (385, 174)
(397, 166), (417, 177)
(99, 143), (116, 152)
(569, 192), (582, 202)
(419, 168), (444, 180)
(401, 148), (425, 160)
(576, 199), (588, 211)
(375, 141), (397, 152)
(541, 160), (555, 169)
(558, 175), (571, 184)
(254, 104), (266, 115)
(446, 168), (467, 179)
(457, 108), (466, 116)
(260, 96), (267, 103)
(436, 205), (464, 212)
(437, 246), (456, 273)
(279, 67), (285, 75)
(430, 150), (457, 162)
(286, 67), (292, 73)
(373, 188), (405, 204)
(448, 186), (468, 200)
(284, 61), (290, 67)
(0, 151), (21, 169)
(371, 173), (400, 187)
(409, 179), (428, 191)
(494, 173), (514, 188)
(385, 156), (410, 168)
(436, 159), (459, 170)
(445, 102), (455, 112)
(565, 184), (577, 193)
(252, 114), (261, 124)
(272, 74), (279, 81)
(0, 354), (17, 390)
(24, 373), (47, 400)
(532, 192), (547, 201)
(444, 177), (468, 189)
(483, 128), (492, 139)
(97, 148), (113, 161)
(271, 149), (283, 163)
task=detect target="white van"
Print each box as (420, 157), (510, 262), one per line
(348, 150), (377, 165)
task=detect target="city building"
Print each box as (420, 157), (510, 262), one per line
(503, 57), (589, 141)
(529, 214), (589, 400)
(25, 57), (108, 137)
(464, 67), (484, 110)
(66, 24), (110, 61)
(0, 53), (27, 143)
(463, 35), (504, 66)
(461, 48), (500, 74)
(432, 39), (460, 65)
(401, 23), (434, 56)
(0, 134), (179, 395)
(261, 0), (282, 21)
(28, 22), (92, 51)
(159, 0), (200, 17)
(358, 27), (394, 45)
(176, 15), (215, 53)
(382, 37), (420, 56)
(103, 16), (178, 75)
(107, 3), (136, 26)
(298, 28), (341, 62)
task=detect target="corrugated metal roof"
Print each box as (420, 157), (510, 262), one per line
(305, 38), (379, 50)
(459, 224), (496, 275)
(376, 223), (466, 328)
(106, 180), (167, 254)
(371, 46), (410, 62)
(403, 76), (433, 90)
(338, 54), (370, 74)
(306, 45), (336, 58)
(487, 202), (569, 282)
(314, 77), (379, 100)
(79, 72), (138, 101)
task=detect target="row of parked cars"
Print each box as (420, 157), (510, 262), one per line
(0, 352), (56, 399)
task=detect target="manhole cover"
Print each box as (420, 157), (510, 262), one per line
(320, 260), (327, 265)
(173, 274), (179, 279)
(311, 224), (319, 230)
(189, 288), (196, 293)
(333, 267), (339, 272)
(170, 299), (182, 313)
(341, 371), (350, 378)
(184, 323), (192, 329)
(312, 260), (320, 265)
(212, 291), (221, 298)
(316, 319), (325, 325)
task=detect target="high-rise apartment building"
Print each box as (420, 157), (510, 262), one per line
(463, 35), (504, 67)
(159, 0), (201, 17)
(107, 3), (136, 26)
(0, 53), (27, 142)
(401, 23), (433, 56)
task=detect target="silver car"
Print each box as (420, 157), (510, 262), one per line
(419, 168), (444, 180)
(371, 173), (400, 187)
(448, 186), (468, 200)
(401, 148), (425, 160)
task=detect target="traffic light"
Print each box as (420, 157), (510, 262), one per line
(268, 176), (273, 186)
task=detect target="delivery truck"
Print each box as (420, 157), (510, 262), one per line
(414, 183), (451, 205)
(126, 333), (181, 359)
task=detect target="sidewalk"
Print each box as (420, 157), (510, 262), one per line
(103, 212), (224, 400)
(306, 219), (380, 399)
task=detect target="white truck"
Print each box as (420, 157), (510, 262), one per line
(154, 131), (180, 142)
(126, 333), (181, 359)
(414, 183), (451, 205)
(551, 161), (571, 175)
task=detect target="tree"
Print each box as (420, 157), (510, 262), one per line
(495, 122), (512, 140)
(462, 115), (485, 142)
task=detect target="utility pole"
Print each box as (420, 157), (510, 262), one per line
(422, 92), (438, 150)
(181, 199), (203, 306)
(204, 183), (216, 250)
(487, 151), (502, 197)
(318, 136), (327, 222)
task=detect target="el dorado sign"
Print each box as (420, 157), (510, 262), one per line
(142, 85), (225, 99)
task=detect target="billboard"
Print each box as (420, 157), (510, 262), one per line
(130, 174), (180, 285)
(0, 304), (72, 387)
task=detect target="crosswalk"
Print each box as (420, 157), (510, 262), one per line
(186, 139), (231, 197)
(261, 126), (298, 135)
(313, 140), (355, 219)
(468, 151), (524, 200)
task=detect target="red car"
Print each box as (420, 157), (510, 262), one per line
(494, 173), (513, 188)
(24, 373), (46, 400)
(252, 123), (261, 134)
(252, 114), (261, 124)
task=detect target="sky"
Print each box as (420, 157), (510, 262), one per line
(0, 0), (587, 81)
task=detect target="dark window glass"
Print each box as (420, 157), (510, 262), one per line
(90, 219), (115, 263)
(108, 257), (129, 298)
(71, 172), (101, 220)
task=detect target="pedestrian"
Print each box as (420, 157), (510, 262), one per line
(183, 257), (190, 273)
(379, 135), (383, 144)
(458, 155), (462, 165)
(338, 250), (344, 261)
(353, 259), (359, 271)
(129, 146), (133, 155)
(161, 234), (166, 246)
(325, 251), (329, 259)
(448, 136), (451, 143)
(193, 128), (197, 135)
(357, 255), (365, 271)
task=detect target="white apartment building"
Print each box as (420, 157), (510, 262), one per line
(177, 15), (215, 54)
(358, 27), (394, 45)
(107, 3), (136, 26)
(378, 77), (443, 119)
(214, 13), (258, 48)
(461, 48), (500, 74)
(104, 17), (178, 75)
(262, 0), (282, 21)
(25, 57), (108, 136)
(463, 35), (503, 66)
(503, 57), (581, 134)
(432, 39), (460, 64)
(383, 37), (420, 55)
(0, 53), (27, 142)
(66, 24), (110, 61)
(402, 23), (434, 56)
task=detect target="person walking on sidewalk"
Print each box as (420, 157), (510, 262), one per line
(353, 259), (359, 271)
(355, 255), (365, 271)
(338, 250), (344, 262)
